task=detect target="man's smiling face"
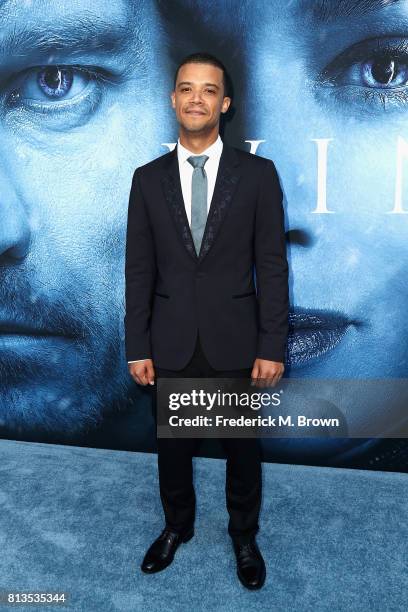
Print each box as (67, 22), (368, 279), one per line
(0, 0), (167, 436)
(171, 62), (231, 135)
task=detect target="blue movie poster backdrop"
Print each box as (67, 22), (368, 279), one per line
(0, 0), (407, 472)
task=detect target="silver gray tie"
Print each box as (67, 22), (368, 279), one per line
(187, 154), (209, 255)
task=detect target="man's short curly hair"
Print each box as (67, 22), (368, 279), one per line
(173, 52), (233, 101)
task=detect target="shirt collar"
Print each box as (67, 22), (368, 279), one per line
(177, 134), (223, 164)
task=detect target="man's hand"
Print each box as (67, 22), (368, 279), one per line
(128, 359), (155, 386)
(251, 358), (284, 388)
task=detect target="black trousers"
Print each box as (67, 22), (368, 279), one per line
(151, 333), (262, 543)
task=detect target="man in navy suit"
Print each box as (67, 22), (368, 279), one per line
(125, 52), (289, 590)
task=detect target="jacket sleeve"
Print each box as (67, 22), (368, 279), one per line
(124, 168), (156, 361)
(254, 159), (289, 363)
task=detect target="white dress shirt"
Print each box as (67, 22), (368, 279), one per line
(128, 135), (224, 364)
(177, 134), (223, 224)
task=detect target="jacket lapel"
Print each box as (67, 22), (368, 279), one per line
(161, 142), (241, 263)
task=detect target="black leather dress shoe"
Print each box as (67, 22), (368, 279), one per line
(141, 526), (194, 574)
(232, 536), (266, 590)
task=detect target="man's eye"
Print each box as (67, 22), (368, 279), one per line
(37, 66), (75, 99)
(9, 65), (92, 104)
(317, 37), (408, 113)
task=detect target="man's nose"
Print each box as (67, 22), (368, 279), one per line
(190, 90), (203, 103)
(0, 170), (31, 261)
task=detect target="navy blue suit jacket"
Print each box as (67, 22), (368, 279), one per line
(124, 143), (289, 370)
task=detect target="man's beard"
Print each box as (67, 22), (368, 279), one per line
(0, 270), (135, 438)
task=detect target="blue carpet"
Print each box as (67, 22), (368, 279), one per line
(0, 439), (406, 612)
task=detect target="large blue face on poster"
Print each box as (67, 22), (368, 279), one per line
(0, 0), (169, 436)
(235, 0), (408, 462)
(0, 0), (407, 469)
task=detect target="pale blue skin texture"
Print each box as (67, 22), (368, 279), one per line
(0, 0), (171, 436)
(239, 0), (408, 460)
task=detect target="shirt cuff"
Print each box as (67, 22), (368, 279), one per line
(127, 359), (149, 363)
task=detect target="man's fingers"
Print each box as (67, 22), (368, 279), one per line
(135, 368), (147, 385)
(128, 359), (155, 386)
(270, 373), (280, 388)
(146, 363), (155, 385)
(271, 368), (284, 387)
(251, 365), (259, 384)
(275, 370), (283, 385)
(253, 367), (283, 388)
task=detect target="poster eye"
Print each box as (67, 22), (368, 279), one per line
(29, 66), (90, 101)
(37, 67), (75, 99)
(318, 37), (408, 112)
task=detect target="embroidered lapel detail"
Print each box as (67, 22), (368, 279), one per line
(161, 156), (197, 261)
(161, 143), (241, 263)
(198, 148), (241, 262)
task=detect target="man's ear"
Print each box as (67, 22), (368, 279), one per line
(171, 91), (176, 108)
(221, 96), (232, 114)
